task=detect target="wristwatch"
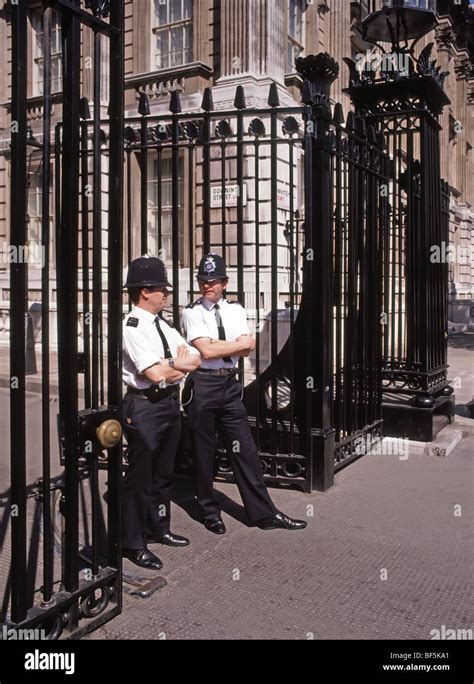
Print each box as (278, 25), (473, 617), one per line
(168, 359), (175, 368)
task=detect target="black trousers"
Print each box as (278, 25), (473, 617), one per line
(185, 373), (276, 523)
(121, 393), (181, 549)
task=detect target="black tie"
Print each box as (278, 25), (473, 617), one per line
(155, 315), (172, 359)
(215, 304), (232, 363)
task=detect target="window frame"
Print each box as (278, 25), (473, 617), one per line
(26, 157), (55, 269)
(151, 0), (194, 71)
(146, 151), (189, 268)
(287, 0), (305, 74)
(30, 7), (63, 97)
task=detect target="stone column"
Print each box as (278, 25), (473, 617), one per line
(435, 22), (455, 183)
(217, 0), (286, 93)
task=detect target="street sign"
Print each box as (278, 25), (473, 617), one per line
(210, 184), (247, 208)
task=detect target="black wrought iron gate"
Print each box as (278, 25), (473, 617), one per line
(122, 53), (393, 494)
(4, 4), (450, 640)
(7, 0), (124, 638)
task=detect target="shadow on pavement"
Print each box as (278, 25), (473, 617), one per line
(170, 477), (249, 526)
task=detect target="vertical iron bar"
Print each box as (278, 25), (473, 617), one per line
(288, 139), (295, 454)
(107, 0), (125, 579)
(90, 453), (99, 577)
(91, 30), (101, 573)
(202, 111), (211, 254)
(406, 126), (414, 368)
(171, 112), (180, 326)
(270, 105), (278, 445)
(236, 104), (245, 390)
(345, 131), (356, 435)
(419, 117), (429, 374)
(55, 124), (62, 273)
(41, 6), (54, 605)
(397, 131), (404, 372)
(58, 3), (81, 600)
(342, 152), (348, 438)
(356, 129), (367, 431)
(188, 142), (195, 301)
(254, 136), (261, 451)
(366, 154), (377, 425)
(80, 120), (92, 408)
(334, 124), (343, 443)
(10, 0), (28, 623)
(140, 116), (148, 253)
(220, 140), (227, 255)
(92, 30), (102, 409)
(157, 142), (162, 251)
(126, 148), (132, 264)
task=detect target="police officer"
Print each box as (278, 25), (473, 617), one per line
(122, 256), (201, 570)
(182, 253), (307, 534)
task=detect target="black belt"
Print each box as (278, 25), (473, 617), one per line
(195, 368), (237, 377)
(126, 384), (180, 403)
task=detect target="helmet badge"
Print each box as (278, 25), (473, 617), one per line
(204, 255), (217, 274)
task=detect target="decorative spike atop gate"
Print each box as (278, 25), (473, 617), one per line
(234, 85), (247, 110)
(169, 90), (182, 114)
(268, 82), (280, 108)
(376, 131), (386, 151)
(333, 102), (345, 125)
(201, 87), (214, 112)
(367, 125), (377, 144)
(346, 111), (355, 132)
(295, 53), (339, 114)
(355, 117), (366, 137)
(79, 97), (91, 120)
(138, 92), (150, 116)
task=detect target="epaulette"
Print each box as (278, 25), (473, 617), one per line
(126, 317), (139, 328)
(185, 300), (201, 309)
(227, 300), (240, 305)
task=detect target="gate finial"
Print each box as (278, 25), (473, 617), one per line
(268, 83), (280, 108)
(296, 53), (339, 115)
(170, 91), (182, 114)
(79, 97), (91, 120)
(138, 92), (150, 116)
(234, 85), (246, 110)
(201, 87), (214, 112)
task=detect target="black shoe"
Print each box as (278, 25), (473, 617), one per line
(257, 512), (307, 531)
(146, 532), (190, 547)
(123, 548), (163, 570)
(203, 518), (226, 535)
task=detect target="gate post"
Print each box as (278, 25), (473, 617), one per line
(345, 44), (454, 441)
(296, 54), (339, 491)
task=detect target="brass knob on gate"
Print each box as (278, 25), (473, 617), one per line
(96, 420), (122, 449)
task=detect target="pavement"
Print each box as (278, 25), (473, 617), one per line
(0, 333), (472, 640)
(82, 433), (473, 641)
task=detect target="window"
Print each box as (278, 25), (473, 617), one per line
(27, 163), (54, 268)
(152, 0), (193, 70)
(147, 155), (185, 267)
(31, 9), (62, 96)
(288, 0), (304, 73)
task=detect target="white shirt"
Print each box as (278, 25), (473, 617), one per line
(181, 297), (250, 370)
(123, 305), (199, 390)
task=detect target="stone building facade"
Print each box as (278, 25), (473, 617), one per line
(0, 0), (472, 346)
